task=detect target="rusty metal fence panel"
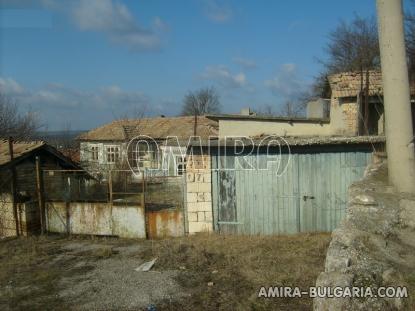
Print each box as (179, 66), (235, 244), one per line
(42, 169), (146, 205)
(144, 175), (185, 238)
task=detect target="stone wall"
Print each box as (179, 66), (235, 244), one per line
(185, 154), (213, 234)
(0, 198), (40, 237)
(328, 97), (359, 136)
(341, 101), (358, 135)
(314, 162), (415, 310)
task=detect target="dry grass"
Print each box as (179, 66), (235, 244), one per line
(145, 232), (331, 311)
(0, 235), (117, 310)
(0, 233), (331, 310)
(0, 236), (66, 310)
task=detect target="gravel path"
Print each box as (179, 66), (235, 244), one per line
(57, 242), (185, 310)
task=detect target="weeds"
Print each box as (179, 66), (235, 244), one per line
(146, 233), (331, 310)
(0, 233), (331, 311)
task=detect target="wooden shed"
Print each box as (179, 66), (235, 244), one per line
(0, 139), (81, 236)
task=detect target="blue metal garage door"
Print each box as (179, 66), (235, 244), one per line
(212, 150), (372, 234)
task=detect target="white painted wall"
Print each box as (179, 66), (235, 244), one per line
(46, 202), (146, 238)
(218, 119), (333, 137)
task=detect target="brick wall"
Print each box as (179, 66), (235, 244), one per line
(185, 154), (213, 234)
(330, 96), (359, 135)
(341, 101), (358, 135)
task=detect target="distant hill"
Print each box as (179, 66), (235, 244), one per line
(34, 130), (86, 148)
(35, 130), (85, 139)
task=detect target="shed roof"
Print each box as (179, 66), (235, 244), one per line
(78, 116), (219, 141)
(206, 114), (330, 123)
(190, 135), (386, 147)
(0, 139), (80, 169)
(328, 70), (415, 98)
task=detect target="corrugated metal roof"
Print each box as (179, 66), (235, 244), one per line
(192, 135), (386, 147)
(206, 114), (330, 123)
(78, 116), (219, 141)
(0, 140), (45, 166)
(0, 139), (81, 169)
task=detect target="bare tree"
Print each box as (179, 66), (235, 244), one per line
(253, 99), (307, 118)
(321, 15), (380, 74)
(181, 87), (221, 116)
(314, 15), (380, 96)
(0, 93), (40, 140)
(405, 1), (415, 81)
(278, 100), (304, 118)
(254, 104), (277, 117)
(315, 15), (380, 134)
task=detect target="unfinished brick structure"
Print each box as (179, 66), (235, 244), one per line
(327, 71), (387, 136)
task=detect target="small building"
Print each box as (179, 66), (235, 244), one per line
(78, 116), (218, 177)
(207, 113), (332, 137)
(209, 71), (414, 139)
(0, 140), (81, 236)
(325, 70), (415, 136)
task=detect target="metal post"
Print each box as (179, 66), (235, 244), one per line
(108, 170), (113, 235)
(141, 171), (145, 210)
(108, 170), (113, 204)
(364, 69), (370, 135)
(8, 137), (19, 236)
(377, 0), (415, 192)
(35, 156), (45, 235)
(142, 170), (149, 239)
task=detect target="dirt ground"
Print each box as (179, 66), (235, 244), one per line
(0, 233), (330, 311)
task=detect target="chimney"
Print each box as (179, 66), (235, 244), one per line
(306, 99), (330, 119)
(240, 107), (255, 116)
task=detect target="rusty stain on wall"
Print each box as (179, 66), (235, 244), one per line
(147, 209), (184, 239)
(46, 202), (146, 238)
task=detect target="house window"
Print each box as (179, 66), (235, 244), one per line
(177, 156), (186, 176)
(130, 143), (158, 169)
(106, 146), (120, 163)
(91, 146), (99, 161)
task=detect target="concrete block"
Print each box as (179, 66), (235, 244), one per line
(186, 183), (198, 193)
(196, 192), (205, 202)
(186, 172), (195, 182)
(187, 202), (212, 212)
(198, 183), (211, 193)
(187, 202), (198, 212)
(187, 212), (198, 222)
(186, 193), (197, 203)
(195, 173), (203, 183)
(204, 211), (212, 221)
(203, 173), (211, 183)
(204, 192), (212, 202)
(201, 202), (212, 212)
(197, 211), (205, 221)
(188, 221), (212, 233)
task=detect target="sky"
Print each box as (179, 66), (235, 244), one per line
(0, 0), (390, 130)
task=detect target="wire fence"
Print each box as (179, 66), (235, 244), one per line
(43, 170), (106, 202)
(0, 165), (185, 237)
(144, 175), (185, 212)
(41, 169), (184, 208)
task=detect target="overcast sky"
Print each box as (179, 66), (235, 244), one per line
(0, 0), (387, 130)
